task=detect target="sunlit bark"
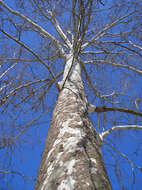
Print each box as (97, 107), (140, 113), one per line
(35, 54), (112, 190)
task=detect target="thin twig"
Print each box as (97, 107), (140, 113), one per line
(0, 0), (65, 56)
(0, 170), (35, 181)
(0, 29), (60, 91)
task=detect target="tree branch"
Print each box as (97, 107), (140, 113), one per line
(84, 59), (142, 75)
(88, 104), (142, 117)
(129, 40), (142, 51)
(0, 62), (18, 79)
(48, 11), (72, 49)
(104, 139), (136, 187)
(80, 62), (100, 97)
(0, 170), (35, 181)
(0, 0), (65, 56)
(0, 29), (60, 91)
(100, 125), (142, 140)
(32, 0), (71, 49)
(82, 10), (139, 50)
(0, 71), (63, 106)
(0, 57), (56, 62)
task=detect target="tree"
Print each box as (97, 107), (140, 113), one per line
(0, 0), (142, 189)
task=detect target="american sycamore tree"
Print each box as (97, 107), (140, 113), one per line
(0, 0), (142, 189)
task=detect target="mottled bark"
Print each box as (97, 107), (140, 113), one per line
(35, 55), (112, 190)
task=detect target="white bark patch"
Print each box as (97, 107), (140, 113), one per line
(46, 153), (63, 180)
(59, 54), (82, 89)
(64, 159), (78, 175)
(61, 121), (83, 136)
(47, 120), (84, 160)
(63, 136), (84, 153)
(90, 158), (97, 164)
(70, 61), (81, 81)
(91, 167), (97, 174)
(43, 140), (81, 189)
(43, 119), (85, 187)
(45, 163), (54, 180)
(41, 154), (64, 190)
(46, 157), (78, 183)
(57, 159), (78, 190)
(59, 161), (63, 167)
(62, 54), (77, 82)
(56, 152), (63, 161)
(57, 176), (76, 190)
(47, 138), (62, 159)
(46, 153), (64, 179)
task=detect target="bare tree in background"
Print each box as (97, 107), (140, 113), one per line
(0, 0), (142, 189)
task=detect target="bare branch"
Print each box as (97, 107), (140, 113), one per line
(100, 125), (142, 140)
(0, 71), (63, 105)
(109, 42), (142, 58)
(129, 40), (142, 51)
(0, 0), (66, 56)
(81, 51), (105, 55)
(48, 11), (72, 49)
(0, 170), (35, 181)
(88, 105), (142, 117)
(80, 62), (100, 97)
(84, 59), (142, 75)
(14, 110), (50, 140)
(82, 10), (139, 50)
(0, 62), (18, 79)
(104, 140), (136, 187)
(33, 0), (72, 50)
(100, 91), (115, 98)
(0, 29), (60, 91)
(0, 56), (58, 62)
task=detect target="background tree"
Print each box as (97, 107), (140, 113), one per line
(0, 0), (142, 189)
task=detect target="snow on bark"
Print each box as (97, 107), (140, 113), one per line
(35, 55), (112, 190)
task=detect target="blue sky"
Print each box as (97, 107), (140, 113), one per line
(0, 0), (142, 189)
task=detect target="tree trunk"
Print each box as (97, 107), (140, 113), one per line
(35, 54), (112, 190)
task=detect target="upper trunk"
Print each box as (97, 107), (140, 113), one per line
(35, 54), (112, 190)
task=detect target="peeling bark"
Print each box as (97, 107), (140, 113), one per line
(35, 56), (112, 190)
